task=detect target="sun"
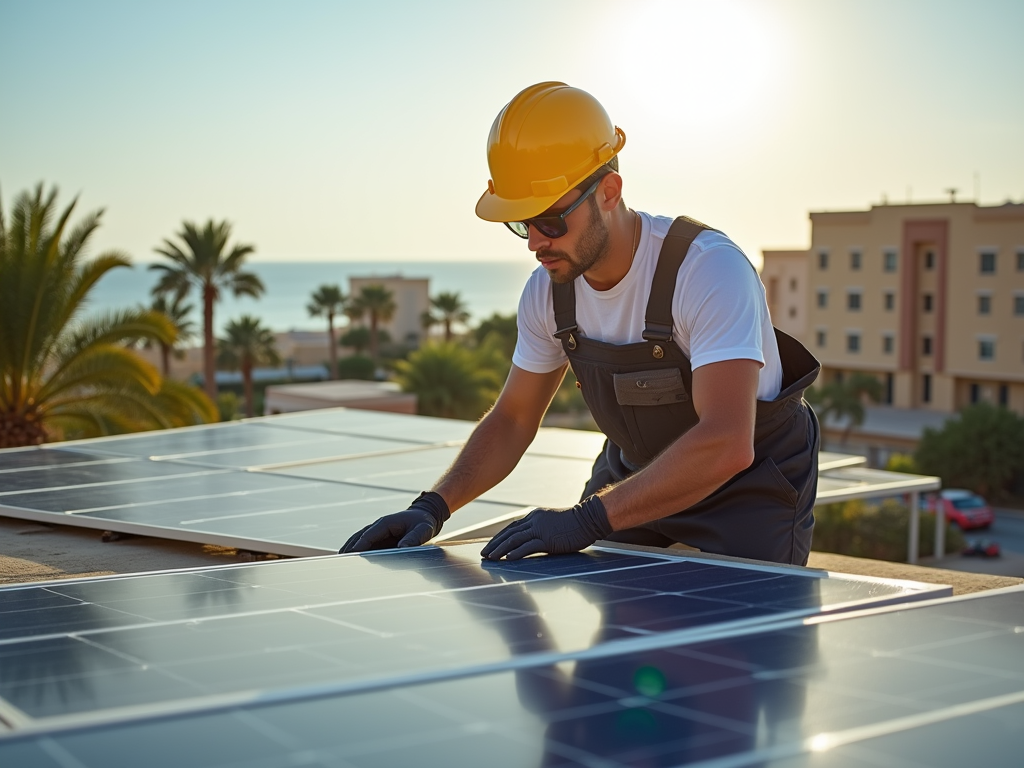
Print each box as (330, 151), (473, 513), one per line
(611, 0), (785, 125)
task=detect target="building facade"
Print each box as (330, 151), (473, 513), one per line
(762, 201), (1024, 460)
(348, 275), (430, 347)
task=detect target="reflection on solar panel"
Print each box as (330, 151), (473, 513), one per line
(0, 541), (952, 762)
(0, 411), (606, 556)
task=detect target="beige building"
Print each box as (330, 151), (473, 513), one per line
(763, 201), (1024, 460)
(348, 275), (430, 347)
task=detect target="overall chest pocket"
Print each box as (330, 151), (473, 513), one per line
(612, 368), (689, 406)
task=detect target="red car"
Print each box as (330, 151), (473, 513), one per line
(927, 489), (995, 530)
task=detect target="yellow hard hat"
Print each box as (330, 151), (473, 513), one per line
(475, 82), (626, 223)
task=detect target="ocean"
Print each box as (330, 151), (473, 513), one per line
(88, 261), (539, 335)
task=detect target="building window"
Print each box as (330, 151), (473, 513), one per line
(818, 250), (829, 270)
(847, 291), (862, 311)
(922, 336), (932, 356)
(850, 250), (862, 270)
(817, 289), (828, 308)
(1014, 295), (1024, 316)
(922, 293), (933, 312)
(885, 373), (894, 404)
(924, 250), (936, 270)
(1000, 384), (1009, 407)
(846, 333), (861, 353)
(980, 251), (996, 273)
(789, 278), (797, 291)
(883, 334), (894, 354)
(970, 383), (980, 404)
(883, 249), (898, 272)
(1017, 251), (1024, 271)
(884, 291), (895, 311)
(922, 374), (932, 404)
(978, 294), (991, 315)
(979, 339), (995, 360)
(788, 306), (797, 319)
(816, 330), (827, 348)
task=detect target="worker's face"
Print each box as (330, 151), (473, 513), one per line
(527, 186), (610, 284)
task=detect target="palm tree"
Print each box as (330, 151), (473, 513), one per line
(307, 284), (346, 380)
(0, 184), (216, 447)
(809, 373), (883, 446)
(393, 342), (502, 420)
(216, 315), (280, 417)
(348, 285), (396, 370)
(428, 291), (471, 342)
(148, 294), (196, 376)
(150, 220), (263, 400)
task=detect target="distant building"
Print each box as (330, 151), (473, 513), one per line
(762, 201), (1024, 462)
(348, 275), (430, 348)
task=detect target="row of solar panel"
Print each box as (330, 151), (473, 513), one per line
(0, 540), (1018, 767)
(0, 409), (932, 558)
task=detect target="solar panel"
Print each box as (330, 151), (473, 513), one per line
(0, 411), (933, 559)
(0, 542), (946, 737)
(266, 446), (596, 509)
(818, 450), (867, 471)
(0, 561), (1012, 768)
(817, 466), (941, 503)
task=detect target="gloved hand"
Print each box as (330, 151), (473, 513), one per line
(339, 491), (450, 553)
(480, 495), (613, 561)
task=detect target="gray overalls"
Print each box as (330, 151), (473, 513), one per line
(556, 217), (821, 565)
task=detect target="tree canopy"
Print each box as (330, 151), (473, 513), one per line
(915, 403), (1024, 500)
(150, 219), (263, 399)
(307, 284), (346, 380)
(217, 315), (280, 418)
(0, 184), (215, 447)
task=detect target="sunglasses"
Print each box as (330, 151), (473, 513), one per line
(504, 178), (602, 239)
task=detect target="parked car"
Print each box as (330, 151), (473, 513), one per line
(927, 489), (995, 530)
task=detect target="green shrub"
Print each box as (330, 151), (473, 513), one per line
(915, 403), (1024, 500)
(885, 453), (917, 473)
(217, 391), (241, 422)
(337, 354), (375, 380)
(812, 498), (964, 562)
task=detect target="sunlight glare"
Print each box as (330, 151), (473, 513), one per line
(614, 0), (783, 125)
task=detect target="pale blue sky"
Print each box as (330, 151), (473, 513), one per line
(2, 0), (1021, 267)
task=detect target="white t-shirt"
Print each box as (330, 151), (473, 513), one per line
(512, 212), (783, 401)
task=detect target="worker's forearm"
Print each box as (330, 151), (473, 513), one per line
(598, 421), (753, 531)
(431, 407), (537, 512)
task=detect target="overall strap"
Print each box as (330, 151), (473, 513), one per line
(642, 216), (710, 342)
(552, 280), (577, 339)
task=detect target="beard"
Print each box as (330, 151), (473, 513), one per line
(538, 200), (611, 284)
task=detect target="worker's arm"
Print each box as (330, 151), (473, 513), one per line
(339, 363), (566, 552)
(482, 358), (759, 560)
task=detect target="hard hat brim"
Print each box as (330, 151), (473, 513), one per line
(474, 188), (569, 223)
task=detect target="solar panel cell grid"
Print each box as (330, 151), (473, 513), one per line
(0, 544), (946, 735)
(4, 585), (1018, 768)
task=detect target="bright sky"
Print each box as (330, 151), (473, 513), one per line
(2, 0), (1021, 268)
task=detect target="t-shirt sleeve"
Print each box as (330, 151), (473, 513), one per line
(679, 242), (769, 371)
(511, 270), (568, 374)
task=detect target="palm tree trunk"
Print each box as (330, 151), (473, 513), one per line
(160, 342), (171, 377)
(203, 285), (216, 400)
(369, 313), (379, 371)
(243, 359), (254, 418)
(327, 312), (338, 380)
(444, 319), (452, 343)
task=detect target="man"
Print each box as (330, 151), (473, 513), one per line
(341, 82), (820, 565)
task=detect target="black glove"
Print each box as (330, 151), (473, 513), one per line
(339, 491), (451, 554)
(480, 495), (613, 561)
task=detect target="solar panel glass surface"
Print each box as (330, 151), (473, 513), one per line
(0, 543), (946, 733)
(0, 560), (1007, 768)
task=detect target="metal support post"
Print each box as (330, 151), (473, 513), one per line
(908, 491), (920, 564)
(934, 494), (945, 560)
